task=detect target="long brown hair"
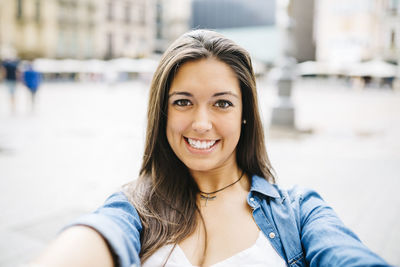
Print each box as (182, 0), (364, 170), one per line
(124, 29), (275, 263)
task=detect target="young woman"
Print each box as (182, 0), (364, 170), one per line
(32, 30), (390, 267)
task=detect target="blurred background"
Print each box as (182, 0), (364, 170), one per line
(1, 0), (400, 266)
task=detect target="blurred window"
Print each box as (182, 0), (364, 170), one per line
(35, 0), (41, 22)
(16, 0), (23, 19)
(125, 3), (131, 23)
(139, 3), (146, 25)
(389, 0), (399, 15)
(156, 2), (162, 39)
(390, 30), (396, 49)
(57, 28), (66, 57)
(107, 1), (114, 21)
(71, 30), (78, 57)
(87, 2), (95, 13)
(125, 34), (131, 45)
(85, 34), (94, 58)
(107, 32), (114, 59)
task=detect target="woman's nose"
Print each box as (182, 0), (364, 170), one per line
(192, 108), (212, 133)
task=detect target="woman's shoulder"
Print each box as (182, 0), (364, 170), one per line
(67, 190), (142, 232)
(96, 191), (142, 224)
(102, 191), (134, 209)
(250, 175), (331, 222)
(250, 175), (322, 204)
(285, 185), (326, 207)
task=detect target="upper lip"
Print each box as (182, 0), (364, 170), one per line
(184, 136), (220, 142)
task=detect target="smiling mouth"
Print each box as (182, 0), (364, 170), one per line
(184, 137), (220, 150)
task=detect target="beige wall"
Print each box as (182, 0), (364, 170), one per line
(40, 0), (58, 58)
(0, 0), (18, 58)
(0, 0), (56, 59)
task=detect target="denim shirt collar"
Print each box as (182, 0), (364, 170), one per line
(250, 175), (280, 198)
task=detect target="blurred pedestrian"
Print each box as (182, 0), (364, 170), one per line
(22, 63), (42, 112)
(1, 58), (20, 113)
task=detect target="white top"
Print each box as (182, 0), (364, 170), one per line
(142, 231), (287, 267)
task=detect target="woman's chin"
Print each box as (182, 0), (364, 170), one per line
(184, 161), (218, 173)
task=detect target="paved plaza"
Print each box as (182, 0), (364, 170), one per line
(1, 78), (400, 266)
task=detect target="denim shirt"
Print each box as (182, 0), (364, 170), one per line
(69, 175), (390, 267)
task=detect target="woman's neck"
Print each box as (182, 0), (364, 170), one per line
(190, 163), (244, 193)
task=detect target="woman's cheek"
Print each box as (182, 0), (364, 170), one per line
(217, 114), (242, 136)
(167, 112), (190, 136)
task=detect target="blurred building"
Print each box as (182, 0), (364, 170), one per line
(191, 0), (275, 29)
(0, 0), (51, 59)
(315, 0), (400, 63)
(0, 0), (155, 60)
(101, 0), (155, 59)
(55, 0), (97, 59)
(154, 0), (191, 53)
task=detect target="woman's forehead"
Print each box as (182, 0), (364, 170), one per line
(169, 58), (241, 97)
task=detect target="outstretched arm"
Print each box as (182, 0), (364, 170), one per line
(30, 226), (115, 267)
(294, 188), (391, 266)
(28, 192), (142, 267)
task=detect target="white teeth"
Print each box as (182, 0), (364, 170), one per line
(187, 138), (216, 149)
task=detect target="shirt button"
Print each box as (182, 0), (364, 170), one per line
(250, 197), (255, 202)
(269, 232), (276, 239)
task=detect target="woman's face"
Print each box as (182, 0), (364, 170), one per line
(166, 58), (243, 173)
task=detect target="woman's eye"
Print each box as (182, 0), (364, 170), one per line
(214, 100), (233, 109)
(173, 99), (192, 106)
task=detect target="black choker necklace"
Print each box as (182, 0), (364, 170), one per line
(199, 171), (245, 206)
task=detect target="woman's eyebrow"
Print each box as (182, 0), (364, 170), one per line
(169, 91), (192, 97)
(212, 91), (239, 98)
(168, 91), (238, 98)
